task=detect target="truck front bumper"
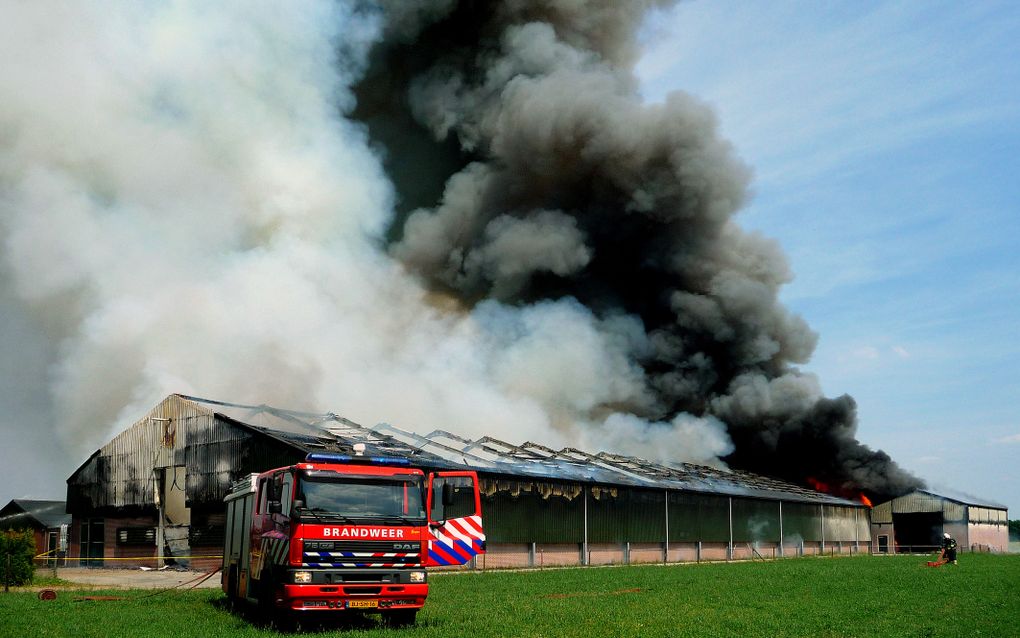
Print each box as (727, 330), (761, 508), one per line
(281, 582), (429, 611)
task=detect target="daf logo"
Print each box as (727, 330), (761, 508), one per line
(393, 543), (416, 551)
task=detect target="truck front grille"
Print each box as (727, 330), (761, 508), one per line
(302, 540), (422, 568)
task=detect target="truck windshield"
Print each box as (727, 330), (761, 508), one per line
(297, 476), (426, 521)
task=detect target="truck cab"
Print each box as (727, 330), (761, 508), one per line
(222, 452), (483, 626)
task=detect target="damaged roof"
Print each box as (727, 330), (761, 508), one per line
(0, 499), (70, 530)
(182, 394), (862, 507)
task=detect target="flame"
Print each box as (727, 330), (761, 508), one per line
(807, 477), (874, 508)
(806, 477), (831, 494)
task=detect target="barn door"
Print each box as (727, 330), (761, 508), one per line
(80, 519), (104, 567)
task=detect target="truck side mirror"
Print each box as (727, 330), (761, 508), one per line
(442, 483), (455, 507)
(268, 500), (282, 514)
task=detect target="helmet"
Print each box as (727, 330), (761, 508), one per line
(944, 532), (951, 539)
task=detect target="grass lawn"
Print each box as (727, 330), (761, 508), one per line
(1, 554), (1017, 637)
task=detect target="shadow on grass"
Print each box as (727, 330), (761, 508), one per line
(209, 596), (436, 634)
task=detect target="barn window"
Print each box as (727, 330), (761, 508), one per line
(117, 527), (156, 545)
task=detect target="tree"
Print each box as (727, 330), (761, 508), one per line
(1, 529), (36, 587)
(1009, 520), (1020, 542)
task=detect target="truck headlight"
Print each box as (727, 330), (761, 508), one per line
(409, 571), (426, 583)
(293, 571), (313, 584)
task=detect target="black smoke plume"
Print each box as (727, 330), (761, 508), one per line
(353, 0), (921, 501)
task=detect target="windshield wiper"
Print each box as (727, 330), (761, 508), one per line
(295, 507), (354, 524)
(374, 515), (425, 526)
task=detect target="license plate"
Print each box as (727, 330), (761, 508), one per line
(348, 600), (378, 609)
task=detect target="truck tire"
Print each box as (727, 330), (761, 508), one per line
(256, 575), (296, 631)
(382, 609), (418, 627)
(256, 576), (275, 622)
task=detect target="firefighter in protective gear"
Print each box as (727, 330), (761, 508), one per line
(940, 532), (958, 565)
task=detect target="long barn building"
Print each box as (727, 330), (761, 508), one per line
(66, 394), (871, 570)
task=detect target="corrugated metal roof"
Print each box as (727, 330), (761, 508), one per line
(917, 487), (1007, 510)
(0, 499), (70, 529)
(178, 394), (862, 507)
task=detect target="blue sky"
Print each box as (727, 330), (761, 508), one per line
(637, 1), (1020, 513)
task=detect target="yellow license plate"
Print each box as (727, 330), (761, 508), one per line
(348, 600), (378, 609)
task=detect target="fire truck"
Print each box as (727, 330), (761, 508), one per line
(222, 450), (484, 626)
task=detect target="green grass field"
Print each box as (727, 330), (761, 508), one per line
(2, 554), (1018, 638)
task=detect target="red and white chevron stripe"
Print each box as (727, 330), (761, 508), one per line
(429, 515), (485, 546)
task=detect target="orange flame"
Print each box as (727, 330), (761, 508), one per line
(807, 477), (873, 508)
(806, 477), (831, 494)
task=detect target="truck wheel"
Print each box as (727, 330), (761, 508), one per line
(256, 576), (296, 631)
(256, 577), (276, 623)
(382, 609), (418, 627)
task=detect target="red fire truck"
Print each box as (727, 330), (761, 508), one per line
(222, 451), (484, 626)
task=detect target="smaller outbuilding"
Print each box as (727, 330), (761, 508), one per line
(871, 488), (1008, 554)
(0, 499), (71, 565)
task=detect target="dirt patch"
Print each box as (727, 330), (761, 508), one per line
(51, 567), (222, 590)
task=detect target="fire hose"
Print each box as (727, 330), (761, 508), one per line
(139, 565), (222, 598)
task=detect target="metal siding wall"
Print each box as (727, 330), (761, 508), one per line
(68, 395), (204, 512)
(822, 505), (857, 541)
(666, 492), (702, 541)
(627, 490), (666, 542)
(667, 492), (729, 542)
(588, 488), (664, 543)
(184, 417), (302, 505)
(886, 492), (973, 522)
(781, 502), (822, 542)
(943, 501), (965, 522)
(858, 509), (873, 542)
(967, 506), (1002, 524)
(699, 495), (731, 541)
(871, 501), (893, 524)
(480, 479), (584, 544)
(67, 395), (305, 514)
(731, 498), (780, 543)
(891, 492), (942, 514)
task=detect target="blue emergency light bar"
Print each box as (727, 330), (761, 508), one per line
(304, 452), (411, 466)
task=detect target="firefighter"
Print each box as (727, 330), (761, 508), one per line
(940, 532), (958, 565)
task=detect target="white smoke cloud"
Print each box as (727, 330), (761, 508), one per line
(582, 412), (733, 467)
(0, 1), (733, 501)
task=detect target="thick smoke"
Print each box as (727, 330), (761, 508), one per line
(0, 1), (917, 504)
(358, 0), (920, 500)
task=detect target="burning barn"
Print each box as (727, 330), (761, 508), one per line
(65, 394), (870, 570)
(8, 2), (925, 552)
(870, 489), (1008, 555)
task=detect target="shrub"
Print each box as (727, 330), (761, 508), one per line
(1, 528), (36, 587)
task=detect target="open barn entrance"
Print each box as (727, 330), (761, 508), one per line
(893, 512), (943, 552)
